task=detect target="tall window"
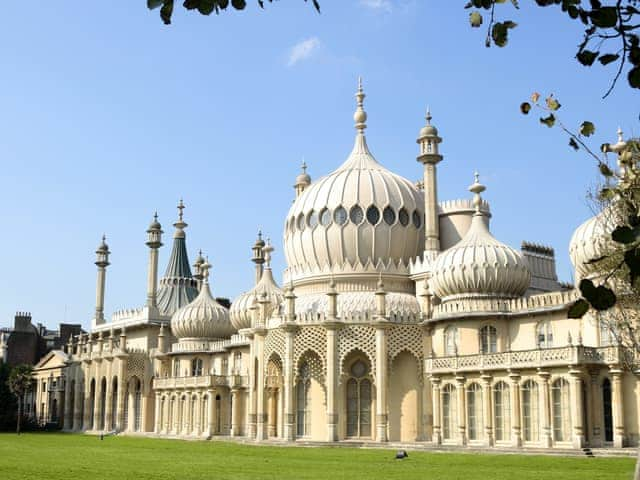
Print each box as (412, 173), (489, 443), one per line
(168, 397), (174, 431)
(190, 396), (196, 433)
(221, 358), (228, 376)
(480, 326), (497, 354)
(133, 379), (142, 432)
(442, 384), (457, 441)
(111, 379), (118, 430)
(173, 359), (180, 377)
(521, 380), (539, 442)
(536, 321), (553, 348)
(444, 326), (459, 356)
(552, 378), (571, 442)
(346, 360), (372, 438)
(466, 383), (483, 441)
(233, 352), (243, 374)
(600, 319), (615, 347)
(602, 378), (613, 442)
(296, 362), (311, 437)
(493, 381), (510, 442)
(191, 358), (203, 377)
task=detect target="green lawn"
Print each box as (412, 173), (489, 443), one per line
(0, 433), (634, 480)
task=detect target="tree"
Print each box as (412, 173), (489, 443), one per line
(7, 365), (33, 434)
(0, 362), (18, 431)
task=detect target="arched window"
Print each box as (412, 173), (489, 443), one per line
(173, 358), (180, 377)
(110, 378), (118, 430)
(442, 384), (456, 441)
(466, 383), (483, 441)
(297, 213), (305, 232)
(552, 378), (571, 442)
(133, 379), (142, 432)
(536, 320), (553, 348)
(444, 326), (459, 356)
(412, 210), (422, 229)
(480, 325), (497, 354)
(89, 379), (96, 431)
(168, 397), (175, 432)
(382, 206), (396, 226)
(346, 359), (372, 438)
(493, 381), (510, 442)
(307, 210), (318, 228)
(398, 208), (410, 226)
(600, 319), (615, 346)
(191, 358), (203, 377)
(366, 205), (380, 225)
(350, 205), (364, 225)
(521, 380), (539, 442)
(602, 378), (613, 442)
(319, 208), (331, 226)
(296, 362), (311, 437)
(334, 206), (347, 225)
(190, 396), (196, 433)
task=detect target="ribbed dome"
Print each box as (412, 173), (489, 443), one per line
(171, 269), (235, 340)
(230, 267), (285, 330)
(431, 213), (531, 301)
(283, 88), (424, 284)
(569, 207), (618, 281)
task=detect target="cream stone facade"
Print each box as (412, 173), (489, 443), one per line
(36, 82), (639, 450)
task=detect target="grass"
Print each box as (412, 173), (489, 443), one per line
(0, 433), (635, 480)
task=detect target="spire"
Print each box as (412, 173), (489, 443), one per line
(294, 159), (312, 197)
(263, 238), (274, 269)
(251, 230), (266, 284)
(469, 171), (486, 215)
(354, 76), (367, 133)
(156, 199), (198, 316)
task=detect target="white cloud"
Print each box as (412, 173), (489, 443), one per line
(287, 37), (321, 67)
(359, 0), (393, 13)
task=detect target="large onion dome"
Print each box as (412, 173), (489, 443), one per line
(283, 80), (424, 284)
(230, 241), (285, 330)
(569, 207), (618, 281)
(171, 260), (236, 340)
(430, 174), (531, 302)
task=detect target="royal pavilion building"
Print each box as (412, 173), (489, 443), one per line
(31, 81), (639, 451)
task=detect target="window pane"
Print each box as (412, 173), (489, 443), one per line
(412, 210), (422, 228)
(319, 208), (331, 226)
(366, 205), (380, 225)
(398, 208), (409, 226)
(383, 206), (396, 226)
(350, 205), (364, 225)
(334, 206), (347, 226)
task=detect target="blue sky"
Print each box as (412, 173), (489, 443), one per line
(0, 1), (636, 330)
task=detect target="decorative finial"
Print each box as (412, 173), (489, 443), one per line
(617, 126), (624, 143)
(377, 271), (384, 290)
(201, 257), (211, 283)
(301, 160), (307, 174)
(263, 238), (274, 268)
(468, 171), (486, 213)
(154, 211), (158, 221)
(354, 76), (367, 133)
(177, 199), (185, 222)
(426, 107), (432, 125)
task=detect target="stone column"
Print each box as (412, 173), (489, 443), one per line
(83, 382), (92, 430)
(73, 379), (83, 431)
(230, 389), (240, 436)
(610, 368), (626, 448)
(325, 322), (340, 442)
(569, 368), (585, 448)
(431, 376), (442, 445)
(481, 374), (493, 447)
(267, 389), (278, 437)
(455, 375), (466, 446)
(283, 325), (297, 441)
(589, 372), (602, 447)
(375, 322), (390, 442)
(185, 392), (193, 435)
(538, 370), (552, 447)
(246, 333), (257, 439)
(104, 365), (113, 431)
(254, 328), (267, 440)
(154, 393), (161, 433)
(509, 372), (522, 447)
(116, 363), (127, 432)
(207, 389), (216, 437)
(63, 375), (73, 431)
(127, 387), (135, 432)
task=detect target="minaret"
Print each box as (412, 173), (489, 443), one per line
(251, 231), (266, 285)
(417, 108), (443, 258)
(294, 161), (311, 198)
(193, 249), (205, 290)
(93, 235), (110, 328)
(145, 212), (163, 312)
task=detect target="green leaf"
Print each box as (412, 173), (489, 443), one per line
(147, 0), (164, 9)
(628, 67), (640, 89)
(579, 278), (597, 298)
(576, 50), (598, 66)
(231, 0), (246, 8)
(590, 6), (618, 29)
(580, 121), (595, 137)
(580, 279), (617, 311)
(624, 247), (640, 284)
(545, 95), (561, 111)
(491, 21), (516, 47)
(520, 102), (531, 114)
(612, 226), (637, 244)
(568, 298), (590, 318)
(469, 11), (483, 27)
(598, 53), (620, 66)
(539, 113), (555, 128)
(160, 0), (174, 24)
(198, 0), (217, 15)
(599, 162), (614, 177)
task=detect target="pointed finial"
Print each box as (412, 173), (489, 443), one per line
(617, 126), (624, 143)
(301, 160), (307, 174)
(263, 238), (274, 268)
(354, 76), (367, 133)
(426, 107), (432, 125)
(469, 171), (486, 213)
(177, 198), (185, 222)
(201, 257), (211, 283)
(154, 211), (158, 221)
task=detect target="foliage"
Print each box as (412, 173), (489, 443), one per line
(0, 433), (633, 480)
(466, 1), (640, 96)
(0, 362), (17, 431)
(7, 364), (33, 434)
(147, 0), (320, 25)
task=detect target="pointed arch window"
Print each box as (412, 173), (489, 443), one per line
(366, 206), (380, 225)
(346, 360), (372, 438)
(350, 205), (364, 225)
(398, 208), (410, 226)
(296, 362), (311, 437)
(334, 206), (348, 226)
(412, 210), (422, 229)
(383, 206), (396, 226)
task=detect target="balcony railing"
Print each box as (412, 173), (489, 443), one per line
(426, 345), (628, 374)
(153, 374), (248, 390)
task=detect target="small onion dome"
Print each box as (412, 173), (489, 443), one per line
(569, 206), (619, 281)
(430, 174), (530, 302)
(295, 161), (311, 187)
(193, 249), (205, 268)
(148, 212), (161, 231)
(171, 261), (236, 340)
(418, 109), (438, 138)
(230, 268), (284, 330)
(97, 235), (109, 253)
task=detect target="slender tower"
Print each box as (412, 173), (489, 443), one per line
(145, 212), (163, 312)
(294, 161), (311, 198)
(416, 109), (443, 259)
(251, 231), (266, 285)
(93, 235), (110, 328)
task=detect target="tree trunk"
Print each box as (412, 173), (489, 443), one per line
(16, 394), (22, 435)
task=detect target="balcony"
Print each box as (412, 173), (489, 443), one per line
(153, 374), (248, 390)
(426, 345), (629, 374)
